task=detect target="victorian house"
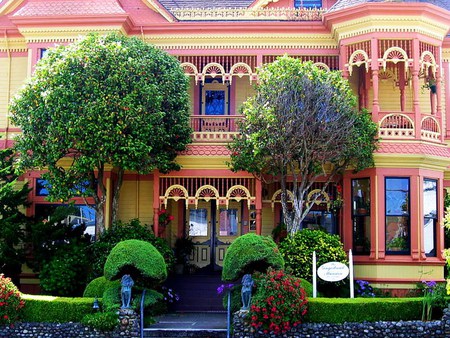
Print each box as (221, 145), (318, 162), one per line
(1, 0), (449, 295)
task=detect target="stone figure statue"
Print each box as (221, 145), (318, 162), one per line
(121, 274), (134, 309)
(241, 273), (254, 311)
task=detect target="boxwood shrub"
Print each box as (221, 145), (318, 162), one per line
(21, 294), (96, 322)
(83, 276), (120, 298)
(306, 297), (423, 323)
(222, 233), (284, 281)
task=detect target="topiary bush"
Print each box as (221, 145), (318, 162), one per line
(104, 239), (167, 287)
(88, 219), (175, 280)
(249, 269), (308, 335)
(81, 311), (118, 332)
(102, 285), (121, 312)
(279, 229), (347, 284)
(83, 276), (120, 298)
(0, 274), (25, 325)
(222, 233), (284, 281)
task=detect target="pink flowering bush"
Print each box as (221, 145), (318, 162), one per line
(0, 274), (25, 325)
(249, 269), (308, 335)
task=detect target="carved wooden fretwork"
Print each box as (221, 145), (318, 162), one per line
(419, 51), (437, 78)
(181, 62), (199, 84)
(229, 63), (253, 84)
(379, 47), (412, 73)
(161, 184), (189, 209)
(195, 185), (220, 208)
(421, 116), (441, 141)
(201, 63), (226, 84)
(379, 114), (415, 139)
(313, 62), (330, 72)
(346, 49), (370, 76)
(271, 189), (294, 211)
(378, 69), (395, 82)
(225, 185), (255, 209)
(306, 189), (330, 210)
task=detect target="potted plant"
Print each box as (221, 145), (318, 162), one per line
(173, 236), (195, 274)
(387, 236), (408, 251)
(422, 78), (437, 94)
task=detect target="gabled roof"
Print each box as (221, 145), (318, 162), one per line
(12, 0), (126, 17)
(329, 0), (450, 12)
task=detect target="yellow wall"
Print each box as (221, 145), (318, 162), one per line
(0, 56), (28, 129)
(117, 178), (153, 224)
(234, 76), (255, 113)
(261, 204), (275, 237)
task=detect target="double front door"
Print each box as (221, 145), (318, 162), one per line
(188, 200), (241, 271)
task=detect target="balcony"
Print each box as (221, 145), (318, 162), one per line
(190, 115), (242, 143)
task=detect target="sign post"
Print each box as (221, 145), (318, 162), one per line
(312, 251), (317, 298)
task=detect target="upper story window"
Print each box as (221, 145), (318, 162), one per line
(294, 0), (322, 8)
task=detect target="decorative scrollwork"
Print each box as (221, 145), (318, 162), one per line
(420, 51), (437, 77)
(195, 185), (220, 208)
(313, 62), (330, 72)
(421, 116), (440, 141)
(347, 49), (370, 76)
(181, 62), (199, 84)
(306, 189), (330, 209)
(380, 47), (411, 72)
(229, 63), (254, 84)
(271, 189), (294, 211)
(379, 114), (414, 138)
(201, 63), (226, 84)
(162, 184), (189, 209)
(226, 185), (253, 208)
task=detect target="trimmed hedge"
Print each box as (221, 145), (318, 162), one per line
(306, 297), (423, 323)
(104, 239), (167, 285)
(83, 276), (120, 298)
(21, 294), (97, 323)
(222, 233), (284, 281)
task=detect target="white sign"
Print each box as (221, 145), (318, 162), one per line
(317, 261), (349, 282)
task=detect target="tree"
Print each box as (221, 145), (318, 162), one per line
(228, 56), (378, 233)
(0, 148), (31, 286)
(10, 33), (192, 234)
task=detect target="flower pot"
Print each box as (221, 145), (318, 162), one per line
(430, 84), (437, 94)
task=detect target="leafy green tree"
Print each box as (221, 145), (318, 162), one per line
(10, 33), (192, 234)
(228, 57), (378, 233)
(0, 148), (31, 286)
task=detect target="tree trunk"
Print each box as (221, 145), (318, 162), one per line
(111, 168), (124, 225)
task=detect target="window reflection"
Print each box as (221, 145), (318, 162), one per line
(189, 209), (208, 237)
(219, 209), (238, 236)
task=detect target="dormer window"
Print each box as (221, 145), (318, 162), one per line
(294, 0), (322, 8)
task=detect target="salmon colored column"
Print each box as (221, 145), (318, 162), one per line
(410, 175), (420, 260)
(445, 61), (450, 137)
(370, 38), (380, 118)
(411, 39), (421, 139)
(153, 170), (160, 236)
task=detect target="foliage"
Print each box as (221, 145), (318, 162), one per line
(101, 285), (121, 312)
(219, 283), (241, 313)
(228, 56), (378, 233)
(249, 269), (308, 335)
(278, 229), (347, 285)
(158, 209), (174, 228)
(10, 32), (192, 232)
(0, 148), (31, 284)
(39, 240), (92, 297)
(103, 239), (167, 287)
(132, 288), (163, 312)
(81, 311), (118, 332)
(420, 281), (447, 321)
(271, 223), (287, 243)
(83, 276), (120, 298)
(355, 280), (375, 298)
(222, 233), (284, 281)
(306, 297), (423, 323)
(21, 294), (95, 322)
(88, 219), (175, 280)
(173, 236), (195, 264)
(0, 274), (25, 325)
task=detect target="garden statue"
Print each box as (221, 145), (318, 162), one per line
(121, 274), (134, 309)
(241, 273), (254, 311)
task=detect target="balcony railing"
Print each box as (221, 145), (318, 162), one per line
(190, 115), (242, 143)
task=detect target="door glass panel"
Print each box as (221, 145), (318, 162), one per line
(219, 209), (238, 236)
(189, 208), (208, 237)
(205, 90), (225, 115)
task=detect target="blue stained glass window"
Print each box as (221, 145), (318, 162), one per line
(205, 90), (225, 115)
(294, 0), (322, 8)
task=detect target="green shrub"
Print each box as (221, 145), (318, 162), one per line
(132, 288), (163, 311)
(89, 219), (175, 280)
(222, 233), (284, 281)
(279, 229), (347, 283)
(104, 239), (167, 287)
(83, 276), (120, 298)
(299, 278), (313, 297)
(81, 311), (118, 332)
(21, 294), (95, 322)
(306, 297), (422, 323)
(39, 240), (91, 297)
(249, 269), (308, 334)
(0, 274), (25, 325)
(102, 285), (121, 312)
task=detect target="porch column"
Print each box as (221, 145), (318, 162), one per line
(445, 61), (450, 137)
(411, 39), (421, 139)
(370, 38), (380, 119)
(339, 43), (349, 79)
(435, 47), (442, 118)
(153, 170), (160, 236)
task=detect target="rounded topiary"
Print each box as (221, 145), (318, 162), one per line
(83, 276), (121, 298)
(103, 239), (167, 286)
(102, 284), (121, 312)
(88, 219), (175, 280)
(222, 233), (284, 281)
(279, 229), (348, 283)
